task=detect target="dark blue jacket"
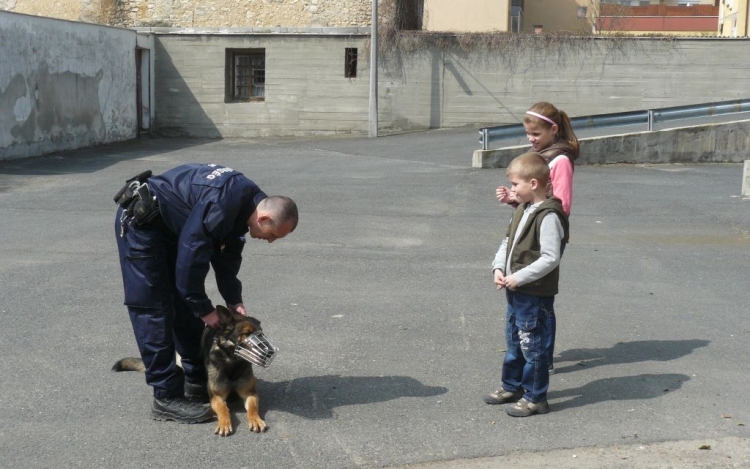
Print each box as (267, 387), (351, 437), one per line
(148, 163), (267, 317)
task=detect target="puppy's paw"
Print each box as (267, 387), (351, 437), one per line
(248, 417), (267, 433)
(214, 422), (234, 437)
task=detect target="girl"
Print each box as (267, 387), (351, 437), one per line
(496, 102), (579, 373)
(496, 102), (579, 215)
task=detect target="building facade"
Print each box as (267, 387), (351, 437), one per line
(596, 0), (720, 35)
(718, 0), (749, 36)
(2, 0), (735, 36)
(422, 0), (510, 32)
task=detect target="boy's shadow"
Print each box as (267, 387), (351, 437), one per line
(224, 374), (447, 423)
(549, 372), (690, 411)
(554, 339), (710, 374)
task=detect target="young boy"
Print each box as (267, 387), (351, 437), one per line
(484, 152), (569, 417)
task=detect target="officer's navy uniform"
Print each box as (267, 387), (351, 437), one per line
(115, 163), (267, 398)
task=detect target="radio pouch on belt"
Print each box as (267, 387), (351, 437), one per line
(130, 183), (160, 227)
(113, 170), (153, 207)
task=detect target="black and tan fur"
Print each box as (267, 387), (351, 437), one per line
(112, 305), (267, 436)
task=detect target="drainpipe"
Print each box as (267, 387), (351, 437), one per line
(369, 0), (378, 138)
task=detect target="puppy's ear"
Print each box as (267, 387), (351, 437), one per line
(215, 305), (232, 322)
(247, 316), (262, 332)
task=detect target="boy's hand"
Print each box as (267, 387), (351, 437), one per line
(504, 274), (518, 291)
(496, 186), (517, 205)
(496, 186), (511, 204)
(493, 269), (506, 290)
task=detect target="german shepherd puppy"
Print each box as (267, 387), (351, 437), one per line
(112, 305), (267, 436)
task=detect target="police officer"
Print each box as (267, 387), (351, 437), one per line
(114, 163), (298, 423)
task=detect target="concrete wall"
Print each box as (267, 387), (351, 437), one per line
(0, 11), (139, 160)
(380, 37), (750, 132)
(151, 34), (750, 139)
(374, 37), (750, 133)
(472, 120), (750, 168)
(153, 30), (370, 138)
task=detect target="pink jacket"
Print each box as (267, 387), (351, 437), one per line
(548, 154), (573, 215)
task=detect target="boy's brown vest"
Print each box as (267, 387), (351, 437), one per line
(505, 198), (569, 297)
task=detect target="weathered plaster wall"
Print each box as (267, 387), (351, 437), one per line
(0, 11), (138, 160)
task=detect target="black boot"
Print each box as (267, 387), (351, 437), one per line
(151, 396), (213, 423)
(185, 381), (209, 403)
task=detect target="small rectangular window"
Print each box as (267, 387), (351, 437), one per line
(226, 48), (265, 102)
(345, 48), (357, 78)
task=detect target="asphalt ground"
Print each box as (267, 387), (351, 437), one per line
(1, 128), (749, 468)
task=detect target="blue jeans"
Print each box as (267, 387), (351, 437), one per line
(546, 309), (556, 367)
(501, 290), (553, 403)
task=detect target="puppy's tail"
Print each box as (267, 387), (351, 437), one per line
(111, 357), (146, 372)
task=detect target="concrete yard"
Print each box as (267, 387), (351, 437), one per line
(1, 128), (748, 468)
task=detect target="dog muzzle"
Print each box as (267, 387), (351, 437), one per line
(234, 332), (279, 368)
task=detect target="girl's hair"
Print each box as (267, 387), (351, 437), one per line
(522, 102), (580, 160)
(506, 152), (550, 188)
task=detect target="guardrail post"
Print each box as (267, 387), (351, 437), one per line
(482, 128), (489, 151)
(743, 160), (750, 197)
(648, 109), (654, 131)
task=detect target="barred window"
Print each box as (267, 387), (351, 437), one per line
(226, 49), (265, 102)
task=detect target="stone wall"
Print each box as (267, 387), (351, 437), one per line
(1, 0), (374, 28)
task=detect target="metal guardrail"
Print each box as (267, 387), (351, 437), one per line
(478, 99), (750, 151)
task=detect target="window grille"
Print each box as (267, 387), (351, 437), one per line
(226, 49), (265, 102)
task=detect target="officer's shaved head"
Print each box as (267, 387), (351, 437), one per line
(259, 196), (298, 232)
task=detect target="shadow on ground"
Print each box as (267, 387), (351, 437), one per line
(0, 136), (216, 176)
(246, 374), (449, 420)
(554, 339), (710, 374)
(550, 372), (690, 412)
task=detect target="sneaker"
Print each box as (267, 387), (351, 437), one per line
(185, 381), (209, 403)
(151, 396), (213, 423)
(505, 397), (549, 417)
(483, 389), (523, 405)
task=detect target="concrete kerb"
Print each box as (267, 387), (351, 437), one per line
(472, 119), (750, 169)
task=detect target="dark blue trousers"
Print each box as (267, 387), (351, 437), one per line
(115, 207), (207, 399)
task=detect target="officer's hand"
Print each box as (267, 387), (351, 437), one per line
(228, 303), (247, 316)
(201, 310), (221, 328)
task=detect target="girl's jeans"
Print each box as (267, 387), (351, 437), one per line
(501, 290), (553, 403)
